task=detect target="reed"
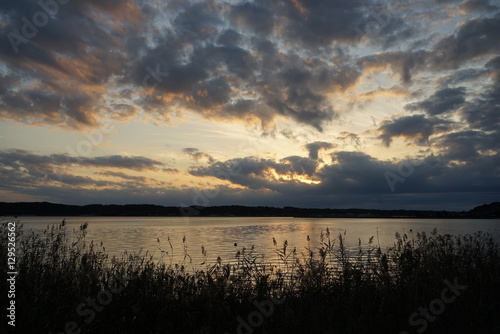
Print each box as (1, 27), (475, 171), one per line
(1, 221), (499, 333)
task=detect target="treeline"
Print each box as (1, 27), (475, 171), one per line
(1, 201), (499, 218)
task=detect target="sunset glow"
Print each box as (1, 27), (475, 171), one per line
(1, 0), (499, 210)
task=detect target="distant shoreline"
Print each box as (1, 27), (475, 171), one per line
(1, 201), (499, 219)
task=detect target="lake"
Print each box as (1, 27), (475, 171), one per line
(11, 216), (500, 267)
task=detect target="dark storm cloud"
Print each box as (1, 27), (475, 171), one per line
(358, 14), (500, 85)
(282, 0), (366, 45)
(358, 50), (428, 84)
(133, 10), (362, 132)
(413, 153), (500, 194)
(486, 55), (500, 70)
(126, 0), (365, 131)
(189, 157), (273, 180)
(257, 0), (401, 47)
(254, 53), (361, 131)
(201, 45), (256, 80)
(461, 86), (500, 132)
(305, 142), (335, 160)
(458, 56), (500, 132)
(186, 149), (500, 198)
(0, 150), (164, 172)
(188, 156), (318, 192)
(428, 15), (500, 70)
(76, 155), (164, 171)
(217, 29), (243, 46)
(0, 0), (416, 133)
(358, 9), (419, 50)
(188, 157), (275, 190)
(0, 0), (376, 131)
(0, 149), (68, 177)
(405, 87), (467, 116)
(316, 152), (393, 194)
(377, 114), (452, 147)
(0, 0), (143, 128)
(437, 69), (488, 87)
(0, 74), (19, 96)
(460, 0), (499, 13)
(279, 156), (318, 177)
(230, 2), (275, 34)
(1, 0), (499, 133)
(0, 149), (170, 200)
(433, 130), (500, 161)
(2, 147), (499, 210)
(170, 0), (223, 41)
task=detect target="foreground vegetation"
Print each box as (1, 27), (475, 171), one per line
(1, 220), (500, 333)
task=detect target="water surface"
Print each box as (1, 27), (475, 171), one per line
(13, 216), (500, 266)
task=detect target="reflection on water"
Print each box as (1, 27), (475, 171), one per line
(16, 216), (500, 267)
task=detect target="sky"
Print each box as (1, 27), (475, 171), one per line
(0, 0), (499, 211)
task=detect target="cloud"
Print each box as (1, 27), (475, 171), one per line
(357, 15), (500, 85)
(405, 87), (467, 116)
(0, 149), (171, 202)
(267, 0), (387, 46)
(95, 171), (148, 182)
(1, 0), (500, 210)
(460, 0), (499, 13)
(186, 149), (500, 199)
(0, 0), (144, 128)
(459, 56), (500, 132)
(163, 168), (180, 174)
(188, 156), (318, 192)
(182, 148), (215, 163)
(0, 150), (164, 173)
(461, 88), (500, 132)
(0, 0), (498, 135)
(304, 141), (335, 160)
(279, 156), (318, 177)
(358, 50), (428, 84)
(336, 132), (362, 148)
(377, 115), (452, 147)
(428, 16), (500, 70)
(433, 130), (500, 161)
(317, 151), (394, 194)
(2, 147), (499, 210)
(72, 155), (164, 171)
(437, 68), (488, 87)
(230, 2), (275, 34)
(0, 0), (370, 133)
